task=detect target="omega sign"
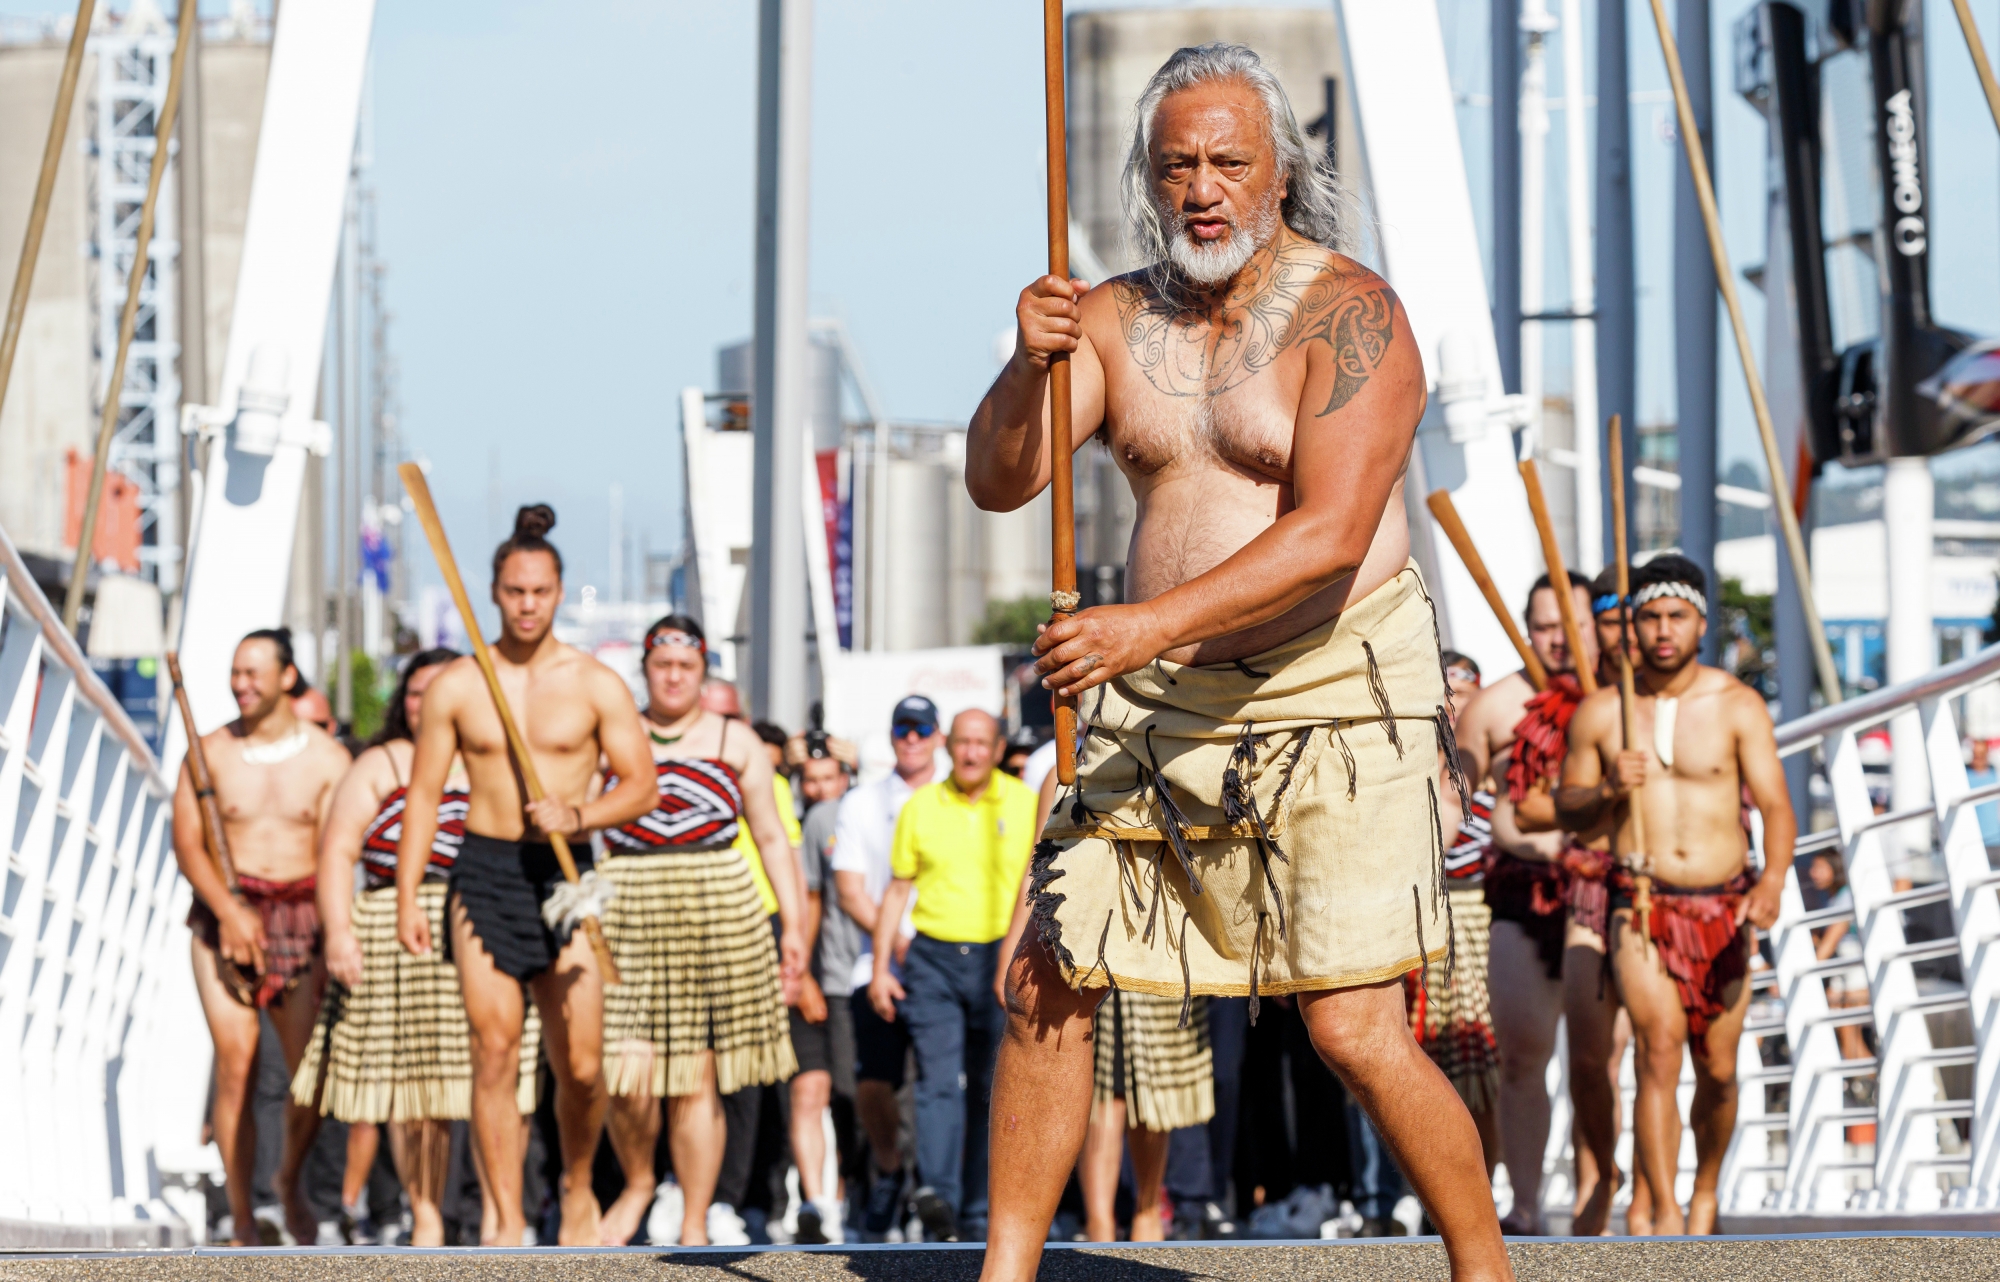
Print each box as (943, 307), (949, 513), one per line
(1886, 89), (1926, 257)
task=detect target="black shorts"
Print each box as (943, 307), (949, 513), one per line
(789, 991), (857, 1098)
(851, 987), (910, 1089)
(448, 832), (594, 982)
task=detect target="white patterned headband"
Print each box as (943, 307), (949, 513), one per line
(1632, 580), (1706, 617)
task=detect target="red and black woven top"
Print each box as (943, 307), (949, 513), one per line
(359, 786), (470, 890)
(602, 757), (744, 853)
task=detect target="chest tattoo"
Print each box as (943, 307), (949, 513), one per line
(1114, 244), (1399, 416)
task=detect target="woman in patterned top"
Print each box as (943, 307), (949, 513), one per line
(291, 649), (539, 1245)
(596, 614), (807, 1247)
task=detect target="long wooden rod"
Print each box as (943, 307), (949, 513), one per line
(1425, 490), (1547, 690)
(1951, 0), (2000, 138)
(1043, 0), (1079, 785)
(1519, 459), (1597, 695)
(398, 463), (620, 984)
(166, 648), (258, 1005)
(0, 0), (97, 429)
(1643, 0), (1842, 706)
(1608, 416), (1654, 933)
(64, 0), (196, 633)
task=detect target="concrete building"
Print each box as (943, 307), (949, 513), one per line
(0, 6), (269, 595)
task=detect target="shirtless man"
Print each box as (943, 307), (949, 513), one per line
(1452, 572), (1593, 1234)
(395, 505), (658, 1245)
(171, 628), (350, 1244)
(967, 43), (1508, 1282)
(1556, 554), (1795, 1235)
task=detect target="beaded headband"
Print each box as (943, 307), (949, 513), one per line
(646, 628), (706, 655)
(1632, 580), (1707, 617)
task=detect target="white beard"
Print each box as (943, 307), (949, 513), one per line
(1158, 195), (1280, 286)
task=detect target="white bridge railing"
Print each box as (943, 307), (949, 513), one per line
(1716, 641), (2000, 1217)
(0, 522), (203, 1246)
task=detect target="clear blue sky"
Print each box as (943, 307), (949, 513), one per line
(8, 0), (2000, 598)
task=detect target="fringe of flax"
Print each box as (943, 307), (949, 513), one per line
(604, 1038), (800, 1099)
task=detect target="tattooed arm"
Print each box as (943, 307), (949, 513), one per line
(966, 274), (1112, 511)
(1034, 259), (1425, 696)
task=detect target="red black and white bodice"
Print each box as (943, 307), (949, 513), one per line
(359, 786), (470, 890)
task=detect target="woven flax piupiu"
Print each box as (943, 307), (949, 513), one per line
(1093, 989), (1215, 1132)
(1034, 563), (1464, 1018)
(293, 882), (541, 1121)
(600, 846), (797, 1097)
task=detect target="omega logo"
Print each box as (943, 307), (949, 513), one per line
(1885, 89), (1926, 257)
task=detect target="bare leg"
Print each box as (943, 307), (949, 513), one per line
(1612, 910), (1688, 1235)
(1078, 1096), (1125, 1242)
(1126, 1125), (1170, 1242)
(473, 1113), (533, 1244)
(1685, 956), (1751, 1235)
(1615, 1007), (1654, 1234)
(1563, 930), (1620, 1237)
(666, 1052), (725, 1246)
(1487, 920), (1563, 1232)
(342, 1123), (379, 1212)
(857, 1079), (902, 1174)
(193, 941), (263, 1245)
(977, 935), (1105, 1282)
(791, 1069), (832, 1201)
(452, 899), (532, 1244)
(599, 1048), (659, 1246)
(1300, 980), (1512, 1276)
(387, 1119), (452, 1246)
(266, 961), (326, 1244)
(528, 926), (609, 1246)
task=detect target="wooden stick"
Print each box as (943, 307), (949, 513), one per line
(1043, 0), (1079, 786)
(0, 0), (97, 428)
(1643, 0), (1842, 707)
(64, 0), (196, 633)
(1608, 417), (1654, 939)
(1424, 490), (1547, 690)
(397, 463), (620, 984)
(1952, 0), (2000, 139)
(166, 649), (258, 1006)
(1518, 459), (1597, 695)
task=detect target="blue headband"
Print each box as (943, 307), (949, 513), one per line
(1593, 593), (1624, 615)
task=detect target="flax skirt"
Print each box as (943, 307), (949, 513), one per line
(1093, 989), (1215, 1133)
(1404, 886), (1498, 1112)
(600, 848), (797, 1098)
(293, 881), (540, 1123)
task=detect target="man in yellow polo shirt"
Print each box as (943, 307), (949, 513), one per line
(869, 708), (1036, 1242)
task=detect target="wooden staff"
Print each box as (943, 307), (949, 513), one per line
(166, 649), (258, 1006)
(1607, 418), (1654, 941)
(1043, 0), (1080, 786)
(397, 463), (620, 984)
(1644, 0), (1841, 706)
(1517, 459), (1597, 696)
(1951, 0), (2000, 138)
(1425, 490), (1547, 690)
(64, 0), (197, 633)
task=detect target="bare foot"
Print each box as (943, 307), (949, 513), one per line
(1685, 1190), (1719, 1236)
(680, 1214), (710, 1247)
(599, 1181), (654, 1246)
(1129, 1206), (1165, 1242)
(274, 1172), (318, 1246)
(558, 1176), (602, 1246)
(1571, 1167), (1620, 1237)
(1498, 1208), (1542, 1236)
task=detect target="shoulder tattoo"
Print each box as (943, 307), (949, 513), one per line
(1112, 244), (1399, 411)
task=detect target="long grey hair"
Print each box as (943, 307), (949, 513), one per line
(1121, 43), (1354, 286)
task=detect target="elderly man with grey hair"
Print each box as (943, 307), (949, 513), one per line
(967, 43), (1510, 1280)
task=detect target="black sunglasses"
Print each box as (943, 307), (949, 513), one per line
(892, 721), (937, 739)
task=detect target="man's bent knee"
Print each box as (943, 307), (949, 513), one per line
(1004, 934), (1102, 1029)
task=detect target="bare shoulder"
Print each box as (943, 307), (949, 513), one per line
(1463, 671), (1533, 738)
(304, 723), (352, 773)
(1571, 686), (1621, 741)
(1707, 666), (1775, 730)
(428, 655), (485, 700)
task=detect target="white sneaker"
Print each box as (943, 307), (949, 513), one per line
(647, 1182), (685, 1246)
(811, 1195), (845, 1245)
(706, 1202), (751, 1247)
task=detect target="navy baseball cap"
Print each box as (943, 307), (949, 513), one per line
(891, 695), (940, 734)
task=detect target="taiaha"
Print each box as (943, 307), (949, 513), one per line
(166, 650), (259, 1007)
(1517, 460), (1597, 697)
(397, 462), (622, 985)
(1042, 0), (1080, 785)
(1607, 417), (1655, 945)
(1425, 490), (1547, 691)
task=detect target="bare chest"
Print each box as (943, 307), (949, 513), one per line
(1101, 361), (1301, 484)
(460, 666), (599, 766)
(210, 750), (325, 830)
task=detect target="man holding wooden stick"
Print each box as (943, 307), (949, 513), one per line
(395, 504), (657, 1244)
(170, 628), (350, 1245)
(967, 44), (1508, 1280)
(1557, 554), (1796, 1234)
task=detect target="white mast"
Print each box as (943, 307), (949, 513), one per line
(1561, 0), (1602, 571)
